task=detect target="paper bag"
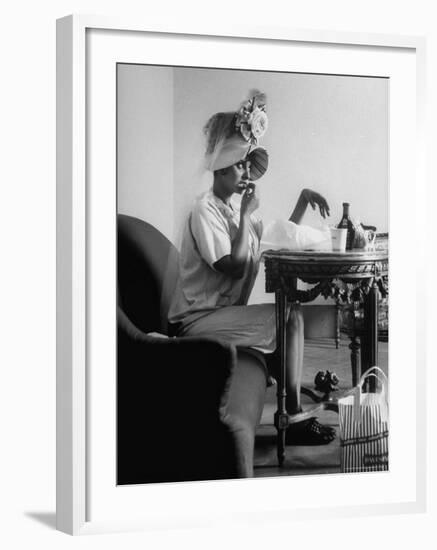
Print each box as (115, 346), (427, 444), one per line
(338, 367), (389, 473)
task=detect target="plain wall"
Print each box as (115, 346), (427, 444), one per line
(118, 65), (388, 302)
(172, 67), (388, 233)
(117, 64), (174, 238)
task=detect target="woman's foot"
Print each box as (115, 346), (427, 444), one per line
(286, 417), (336, 445)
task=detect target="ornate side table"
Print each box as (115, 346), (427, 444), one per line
(263, 249), (389, 466)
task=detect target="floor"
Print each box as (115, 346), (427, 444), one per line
(253, 336), (389, 478)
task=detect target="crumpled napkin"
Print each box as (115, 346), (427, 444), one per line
(260, 219), (332, 252)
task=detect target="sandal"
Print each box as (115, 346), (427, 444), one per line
(286, 417), (336, 446)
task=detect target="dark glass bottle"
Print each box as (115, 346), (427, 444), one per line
(337, 202), (355, 250)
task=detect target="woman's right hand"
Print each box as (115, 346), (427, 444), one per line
(215, 183), (257, 279)
(241, 183), (260, 217)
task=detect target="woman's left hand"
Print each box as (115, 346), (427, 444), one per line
(302, 189), (330, 219)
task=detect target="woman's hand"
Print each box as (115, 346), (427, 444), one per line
(302, 189), (330, 219)
(289, 188), (330, 224)
(240, 183), (260, 217)
(214, 183), (258, 279)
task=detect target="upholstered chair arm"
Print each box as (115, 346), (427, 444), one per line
(117, 307), (242, 482)
(117, 307), (236, 410)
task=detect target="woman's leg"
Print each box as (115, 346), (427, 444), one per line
(284, 303), (336, 443)
(285, 303), (304, 414)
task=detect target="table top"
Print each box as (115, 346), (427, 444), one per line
(263, 248), (389, 263)
(263, 248), (389, 288)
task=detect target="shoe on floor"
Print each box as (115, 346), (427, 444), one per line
(286, 417), (336, 446)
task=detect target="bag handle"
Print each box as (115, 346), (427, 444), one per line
(342, 366), (388, 398)
(359, 366), (388, 389)
(354, 366), (389, 424)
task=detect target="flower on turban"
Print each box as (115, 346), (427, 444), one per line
(204, 90), (268, 172)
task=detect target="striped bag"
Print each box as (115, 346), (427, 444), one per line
(338, 367), (389, 473)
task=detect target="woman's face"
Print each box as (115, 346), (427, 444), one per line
(218, 159), (251, 196)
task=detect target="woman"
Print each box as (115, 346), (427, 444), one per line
(168, 91), (334, 444)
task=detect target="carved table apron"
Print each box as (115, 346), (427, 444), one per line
(263, 249), (389, 467)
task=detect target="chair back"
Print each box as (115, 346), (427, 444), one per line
(117, 214), (179, 334)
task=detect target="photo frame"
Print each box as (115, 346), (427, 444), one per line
(56, 14), (427, 535)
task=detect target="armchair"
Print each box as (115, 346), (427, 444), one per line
(117, 214), (268, 484)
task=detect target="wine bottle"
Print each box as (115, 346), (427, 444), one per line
(337, 202), (355, 250)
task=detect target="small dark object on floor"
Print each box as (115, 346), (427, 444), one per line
(314, 370), (339, 394)
(286, 417), (336, 446)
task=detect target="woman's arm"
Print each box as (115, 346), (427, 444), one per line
(214, 184), (259, 279)
(213, 215), (250, 279)
(289, 188), (330, 224)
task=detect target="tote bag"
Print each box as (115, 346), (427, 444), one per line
(338, 366), (389, 473)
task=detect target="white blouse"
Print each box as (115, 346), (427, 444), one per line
(168, 189), (263, 326)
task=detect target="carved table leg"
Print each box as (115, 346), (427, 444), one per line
(274, 287), (289, 467)
(349, 334), (361, 387)
(363, 281), (379, 392)
(335, 301), (341, 349)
